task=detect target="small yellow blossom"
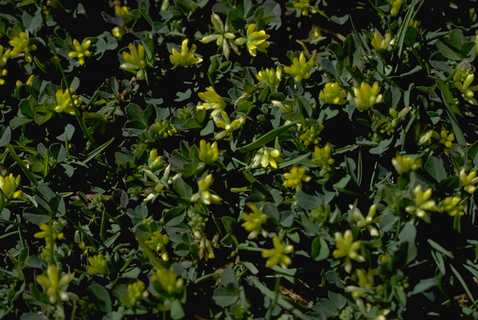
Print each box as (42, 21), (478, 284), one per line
(54, 88), (80, 115)
(0, 173), (22, 200)
(148, 149), (162, 171)
(261, 235), (293, 268)
(114, 1), (130, 17)
(145, 231), (169, 261)
(239, 24), (270, 57)
(198, 140), (219, 164)
(371, 31), (392, 50)
(151, 267), (184, 294)
(9, 31), (35, 61)
(68, 39), (92, 66)
(439, 128), (455, 150)
(453, 67), (477, 104)
(459, 168), (478, 194)
(120, 43), (147, 80)
(191, 174), (221, 205)
(441, 196), (465, 217)
(352, 81), (383, 111)
(392, 154), (421, 174)
(319, 82), (347, 105)
(210, 110), (246, 140)
(197, 87), (226, 111)
(200, 12), (239, 59)
(283, 166), (311, 189)
(251, 147), (281, 169)
(299, 121), (323, 146)
(292, 0), (318, 16)
(308, 26), (326, 44)
(313, 143), (334, 170)
(112, 26), (125, 39)
(256, 66), (282, 89)
(406, 185), (438, 222)
(86, 254), (108, 276)
(333, 230), (365, 273)
(169, 39), (203, 67)
(241, 203), (268, 239)
(0, 45), (11, 86)
(390, 0), (403, 16)
(36, 264), (74, 304)
(345, 268), (375, 299)
(351, 204), (380, 237)
(283, 51), (316, 82)
(125, 280), (148, 307)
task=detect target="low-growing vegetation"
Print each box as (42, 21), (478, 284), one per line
(1, 0), (478, 319)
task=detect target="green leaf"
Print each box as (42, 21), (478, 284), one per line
(170, 300), (185, 319)
(311, 237), (329, 261)
(213, 287), (239, 307)
(399, 222), (417, 264)
(424, 156), (446, 182)
(409, 277), (439, 296)
(236, 123), (295, 153)
(88, 283), (112, 313)
(0, 126), (11, 147)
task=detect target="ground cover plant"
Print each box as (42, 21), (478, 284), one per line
(1, 0), (478, 319)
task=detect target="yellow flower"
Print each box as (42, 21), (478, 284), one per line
(261, 235), (293, 268)
(292, 0), (318, 16)
(191, 174), (222, 205)
(0, 45), (11, 86)
(283, 51), (316, 82)
(298, 121), (323, 146)
(145, 231), (169, 261)
(352, 81), (383, 111)
(405, 185), (438, 222)
(200, 12), (238, 59)
(210, 110), (245, 140)
(390, 0), (403, 16)
(251, 147), (281, 169)
(125, 280), (148, 307)
(34, 222), (64, 242)
(333, 230), (365, 273)
(9, 31), (35, 61)
(313, 143), (334, 170)
(0, 173), (22, 199)
(236, 24), (270, 57)
(151, 267), (184, 294)
(169, 39), (203, 67)
(36, 264), (74, 304)
(114, 1), (130, 17)
(345, 268), (375, 299)
(197, 87), (226, 111)
(148, 149), (162, 171)
(86, 254), (108, 275)
(112, 26), (125, 39)
(453, 67), (477, 104)
(54, 88), (80, 115)
(439, 128), (455, 150)
(35, 221), (64, 262)
(441, 196), (465, 217)
(283, 166), (311, 189)
(319, 82), (347, 105)
(120, 43), (147, 80)
(459, 168), (478, 194)
(241, 203), (267, 239)
(391, 154), (421, 175)
(198, 140), (219, 164)
(256, 66), (282, 89)
(351, 204), (380, 237)
(371, 31), (392, 50)
(68, 38), (92, 66)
